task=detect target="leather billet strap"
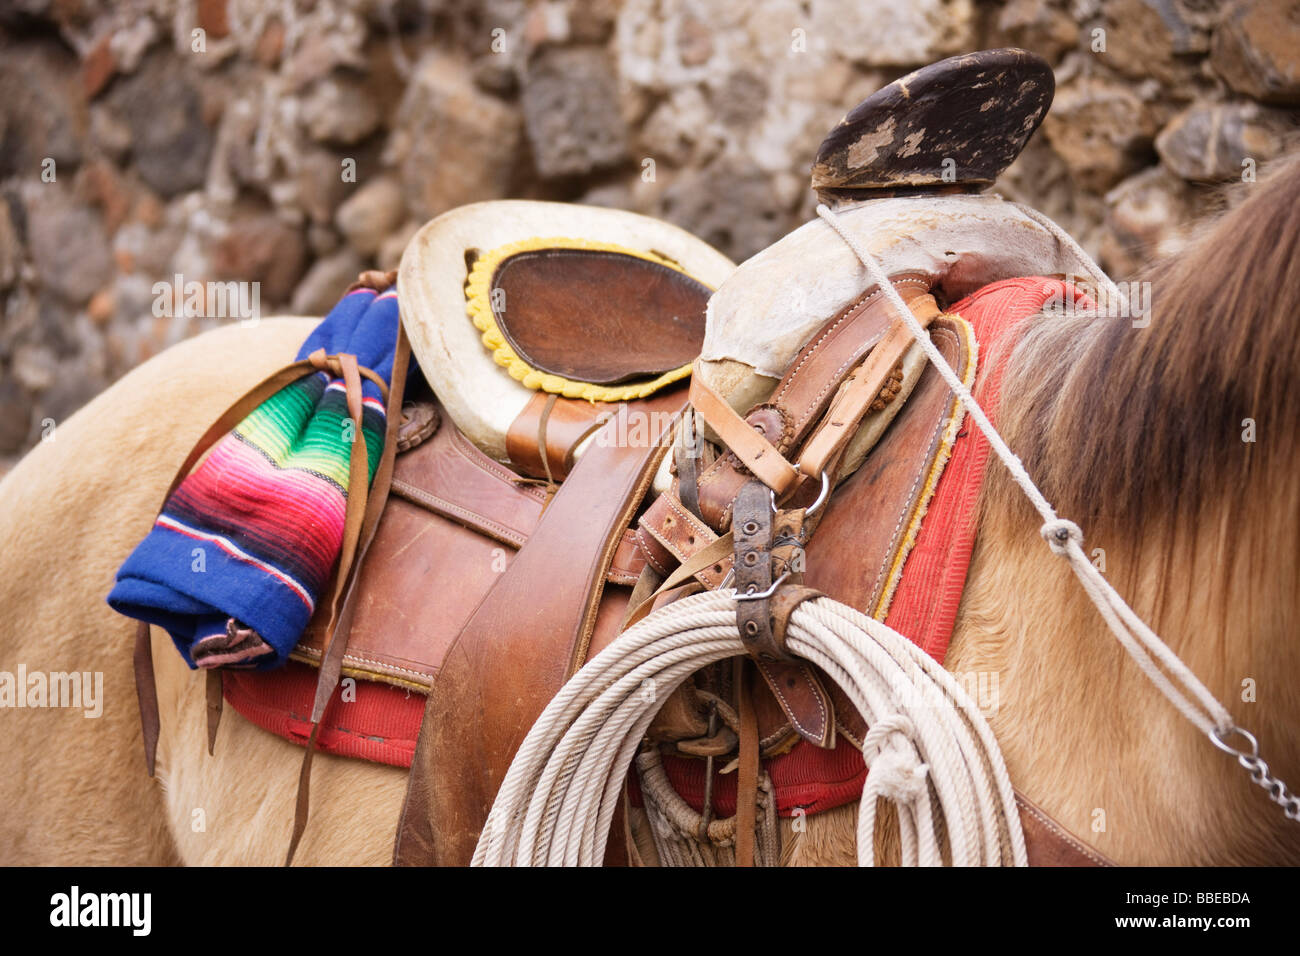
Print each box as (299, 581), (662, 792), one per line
(733, 480), (783, 661)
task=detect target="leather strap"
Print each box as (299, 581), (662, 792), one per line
(394, 387), (686, 866)
(132, 349), (389, 776)
(795, 295), (939, 485)
(205, 670), (222, 756)
(506, 390), (608, 482)
(690, 371), (800, 495)
(734, 658), (759, 867)
(733, 480), (782, 661)
(286, 327), (411, 865)
(674, 410), (703, 519)
(1016, 791), (1114, 866)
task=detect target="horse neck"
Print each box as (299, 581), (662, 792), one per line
(945, 318), (1300, 866)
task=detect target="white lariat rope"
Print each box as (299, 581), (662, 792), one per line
(474, 589), (1028, 867)
(815, 202), (1299, 824)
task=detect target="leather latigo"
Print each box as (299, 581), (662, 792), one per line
(395, 386), (687, 867)
(292, 396), (646, 690)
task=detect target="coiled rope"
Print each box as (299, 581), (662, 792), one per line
(474, 589), (1027, 867)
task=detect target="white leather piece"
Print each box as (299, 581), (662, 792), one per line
(699, 193), (1113, 410)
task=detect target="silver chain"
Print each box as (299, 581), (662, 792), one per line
(1210, 726), (1300, 822)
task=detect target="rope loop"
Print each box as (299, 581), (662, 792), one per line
(1040, 518), (1083, 556)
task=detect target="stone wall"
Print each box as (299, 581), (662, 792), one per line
(1, 0), (1297, 467)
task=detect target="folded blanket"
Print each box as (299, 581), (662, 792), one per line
(108, 284), (405, 670)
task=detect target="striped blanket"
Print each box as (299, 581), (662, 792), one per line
(108, 284), (405, 670)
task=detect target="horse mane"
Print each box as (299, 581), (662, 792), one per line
(991, 150), (1300, 618)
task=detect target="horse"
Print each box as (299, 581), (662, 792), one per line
(2, 154), (1298, 867)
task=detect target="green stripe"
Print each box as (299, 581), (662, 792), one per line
(234, 378), (386, 488)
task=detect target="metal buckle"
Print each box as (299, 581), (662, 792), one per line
(734, 571), (791, 602)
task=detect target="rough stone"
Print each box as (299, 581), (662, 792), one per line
(87, 287), (115, 326)
(1211, 0), (1300, 104)
(388, 53), (523, 219)
(1156, 101), (1296, 182)
(106, 52), (214, 197)
(113, 220), (183, 277)
(0, 41), (87, 179)
(0, 201), (17, 291)
(657, 160), (792, 262)
(376, 220), (420, 271)
(291, 248), (366, 316)
(568, 0), (621, 43)
(83, 32), (117, 99)
(88, 103), (133, 161)
(521, 46), (629, 178)
(1102, 165), (1200, 276)
(10, 343), (57, 392)
(296, 148), (354, 225)
(1043, 77), (1158, 192)
(335, 176), (405, 257)
(995, 0), (1080, 61)
(1102, 0), (1210, 85)
(211, 210), (307, 306)
(0, 378), (31, 456)
(816, 0), (976, 67)
(641, 86), (713, 166)
(24, 190), (114, 306)
(300, 73), (384, 145)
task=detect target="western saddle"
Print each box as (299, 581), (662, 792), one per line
(137, 48), (1116, 866)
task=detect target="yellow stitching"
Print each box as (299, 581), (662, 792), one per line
(465, 236), (714, 402)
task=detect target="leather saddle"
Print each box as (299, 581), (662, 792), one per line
(151, 48), (1112, 867)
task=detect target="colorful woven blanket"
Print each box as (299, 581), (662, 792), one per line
(108, 284), (405, 670)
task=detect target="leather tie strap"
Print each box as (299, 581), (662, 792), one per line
(690, 369), (800, 496)
(132, 350), (387, 777)
(286, 327), (411, 866)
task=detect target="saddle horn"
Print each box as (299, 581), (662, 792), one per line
(811, 48), (1055, 206)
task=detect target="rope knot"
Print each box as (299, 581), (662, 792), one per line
(1040, 518), (1082, 556)
(867, 748), (929, 803)
(862, 714), (928, 803)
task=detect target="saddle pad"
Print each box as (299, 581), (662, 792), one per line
(225, 278), (1090, 814)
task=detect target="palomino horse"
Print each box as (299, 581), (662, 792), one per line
(2, 158), (1299, 868)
